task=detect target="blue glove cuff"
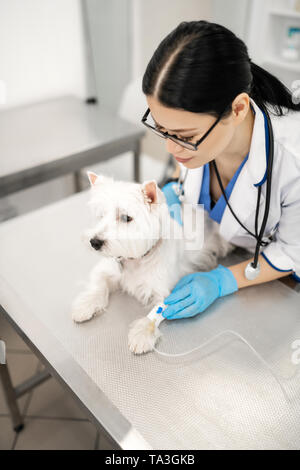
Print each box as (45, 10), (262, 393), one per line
(162, 182), (183, 226)
(161, 181), (177, 194)
(211, 264), (238, 297)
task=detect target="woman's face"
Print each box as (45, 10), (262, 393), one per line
(146, 94), (250, 170)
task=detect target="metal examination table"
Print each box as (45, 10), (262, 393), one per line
(0, 95), (144, 199)
(0, 189), (300, 450)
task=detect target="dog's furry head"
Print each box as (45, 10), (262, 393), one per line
(84, 171), (169, 259)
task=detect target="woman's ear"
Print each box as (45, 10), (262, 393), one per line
(232, 92), (250, 122)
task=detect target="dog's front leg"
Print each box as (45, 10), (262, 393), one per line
(71, 257), (121, 323)
(128, 298), (167, 355)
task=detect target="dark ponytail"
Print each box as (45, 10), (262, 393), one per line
(142, 20), (300, 118)
(250, 61), (299, 115)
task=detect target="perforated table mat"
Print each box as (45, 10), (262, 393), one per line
(0, 190), (299, 449)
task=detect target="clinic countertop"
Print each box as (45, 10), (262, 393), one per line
(0, 95), (145, 196)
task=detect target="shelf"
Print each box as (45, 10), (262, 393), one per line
(264, 56), (300, 72)
(269, 8), (300, 19)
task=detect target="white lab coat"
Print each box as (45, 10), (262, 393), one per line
(178, 97), (300, 278)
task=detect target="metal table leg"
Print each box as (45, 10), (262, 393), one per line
(133, 141), (141, 183)
(0, 362), (24, 432)
(0, 336), (52, 432)
(73, 171), (82, 193)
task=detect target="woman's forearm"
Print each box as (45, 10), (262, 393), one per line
(228, 254), (292, 289)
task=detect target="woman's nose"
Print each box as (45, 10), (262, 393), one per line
(165, 138), (184, 155)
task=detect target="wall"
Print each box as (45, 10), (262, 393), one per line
(1, 0), (240, 217)
(0, 0), (87, 218)
(131, 0), (212, 162)
(83, 0), (132, 114)
(212, 0), (251, 41)
(0, 0), (87, 108)
(131, 0), (212, 79)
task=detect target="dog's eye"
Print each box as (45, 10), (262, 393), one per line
(120, 214), (133, 223)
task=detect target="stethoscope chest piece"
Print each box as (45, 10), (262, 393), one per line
(244, 261), (261, 281)
(174, 168), (189, 202)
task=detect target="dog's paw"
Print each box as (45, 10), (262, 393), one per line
(219, 239), (235, 258)
(71, 303), (98, 323)
(128, 317), (162, 354)
(71, 290), (108, 323)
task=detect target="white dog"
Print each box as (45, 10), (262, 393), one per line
(71, 171), (232, 354)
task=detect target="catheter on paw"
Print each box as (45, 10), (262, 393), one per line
(128, 304), (166, 354)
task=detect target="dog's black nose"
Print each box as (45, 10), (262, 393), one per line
(90, 238), (104, 251)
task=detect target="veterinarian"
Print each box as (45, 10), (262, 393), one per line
(141, 20), (300, 320)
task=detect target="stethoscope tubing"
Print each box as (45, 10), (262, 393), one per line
(176, 101), (274, 276)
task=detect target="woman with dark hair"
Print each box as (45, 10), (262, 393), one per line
(141, 20), (300, 320)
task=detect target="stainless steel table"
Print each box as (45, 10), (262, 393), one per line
(0, 190), (299, 450)
(0, 95), (145, 197)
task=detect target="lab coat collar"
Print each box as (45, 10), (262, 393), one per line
(179, 96), (269, 242)
(247, 97), (269, 187)
(218, 97), (269, 241)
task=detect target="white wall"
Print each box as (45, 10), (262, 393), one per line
(131, 0), (212, 79)
(0, 0), (223, 218)
(131, 0), (212, 162)
(212, 0), (251, 41)
(0, 0), (87, 219)
(0, 0), (87, 108)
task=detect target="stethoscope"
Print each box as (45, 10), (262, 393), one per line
(174, 101), (274, 281)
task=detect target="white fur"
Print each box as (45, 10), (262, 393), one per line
(71, 172), (233, 354)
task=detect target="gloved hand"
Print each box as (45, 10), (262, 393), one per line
(161, 182), (183, 226)
(162, 265), (238, 320)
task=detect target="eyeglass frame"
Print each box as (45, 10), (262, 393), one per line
(141, 106), (228, 151)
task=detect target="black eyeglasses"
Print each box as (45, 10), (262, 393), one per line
(141, 107), (227, 151)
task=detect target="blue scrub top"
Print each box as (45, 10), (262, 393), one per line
(198, 154), (249, 224)
(198, 103), (257, 224)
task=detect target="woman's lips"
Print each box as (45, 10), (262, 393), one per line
(174, 156), (194, 163)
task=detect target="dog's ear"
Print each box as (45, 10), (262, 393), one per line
(87, 171), (99, 186)
(142, 180), (158, 204)
(87, 171), (109, 187)
(87, 171), (114, 188)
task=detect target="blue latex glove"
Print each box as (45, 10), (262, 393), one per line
(161, 182), (183, 226)
(162, 265), (238, 320)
